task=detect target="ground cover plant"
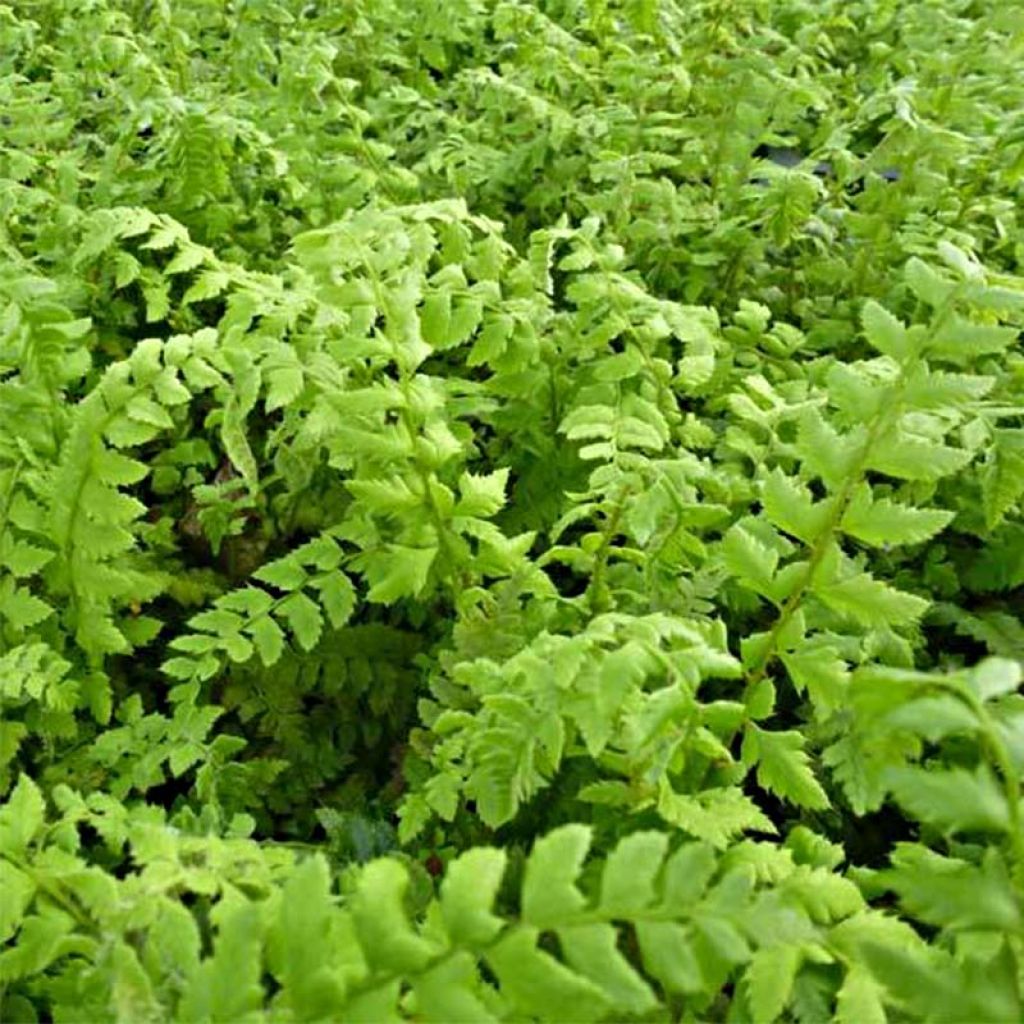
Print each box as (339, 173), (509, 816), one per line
(2, 0), (1024, 1020)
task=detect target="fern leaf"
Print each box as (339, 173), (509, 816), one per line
(743, 726), (829, 810)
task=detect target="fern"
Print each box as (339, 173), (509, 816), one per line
(1, 778), (883, 1024)
(4, 2), (1024, 1022)
(163, 535), (355, 682)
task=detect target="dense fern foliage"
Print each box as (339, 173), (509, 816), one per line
(3, 0), (1024, 1020)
